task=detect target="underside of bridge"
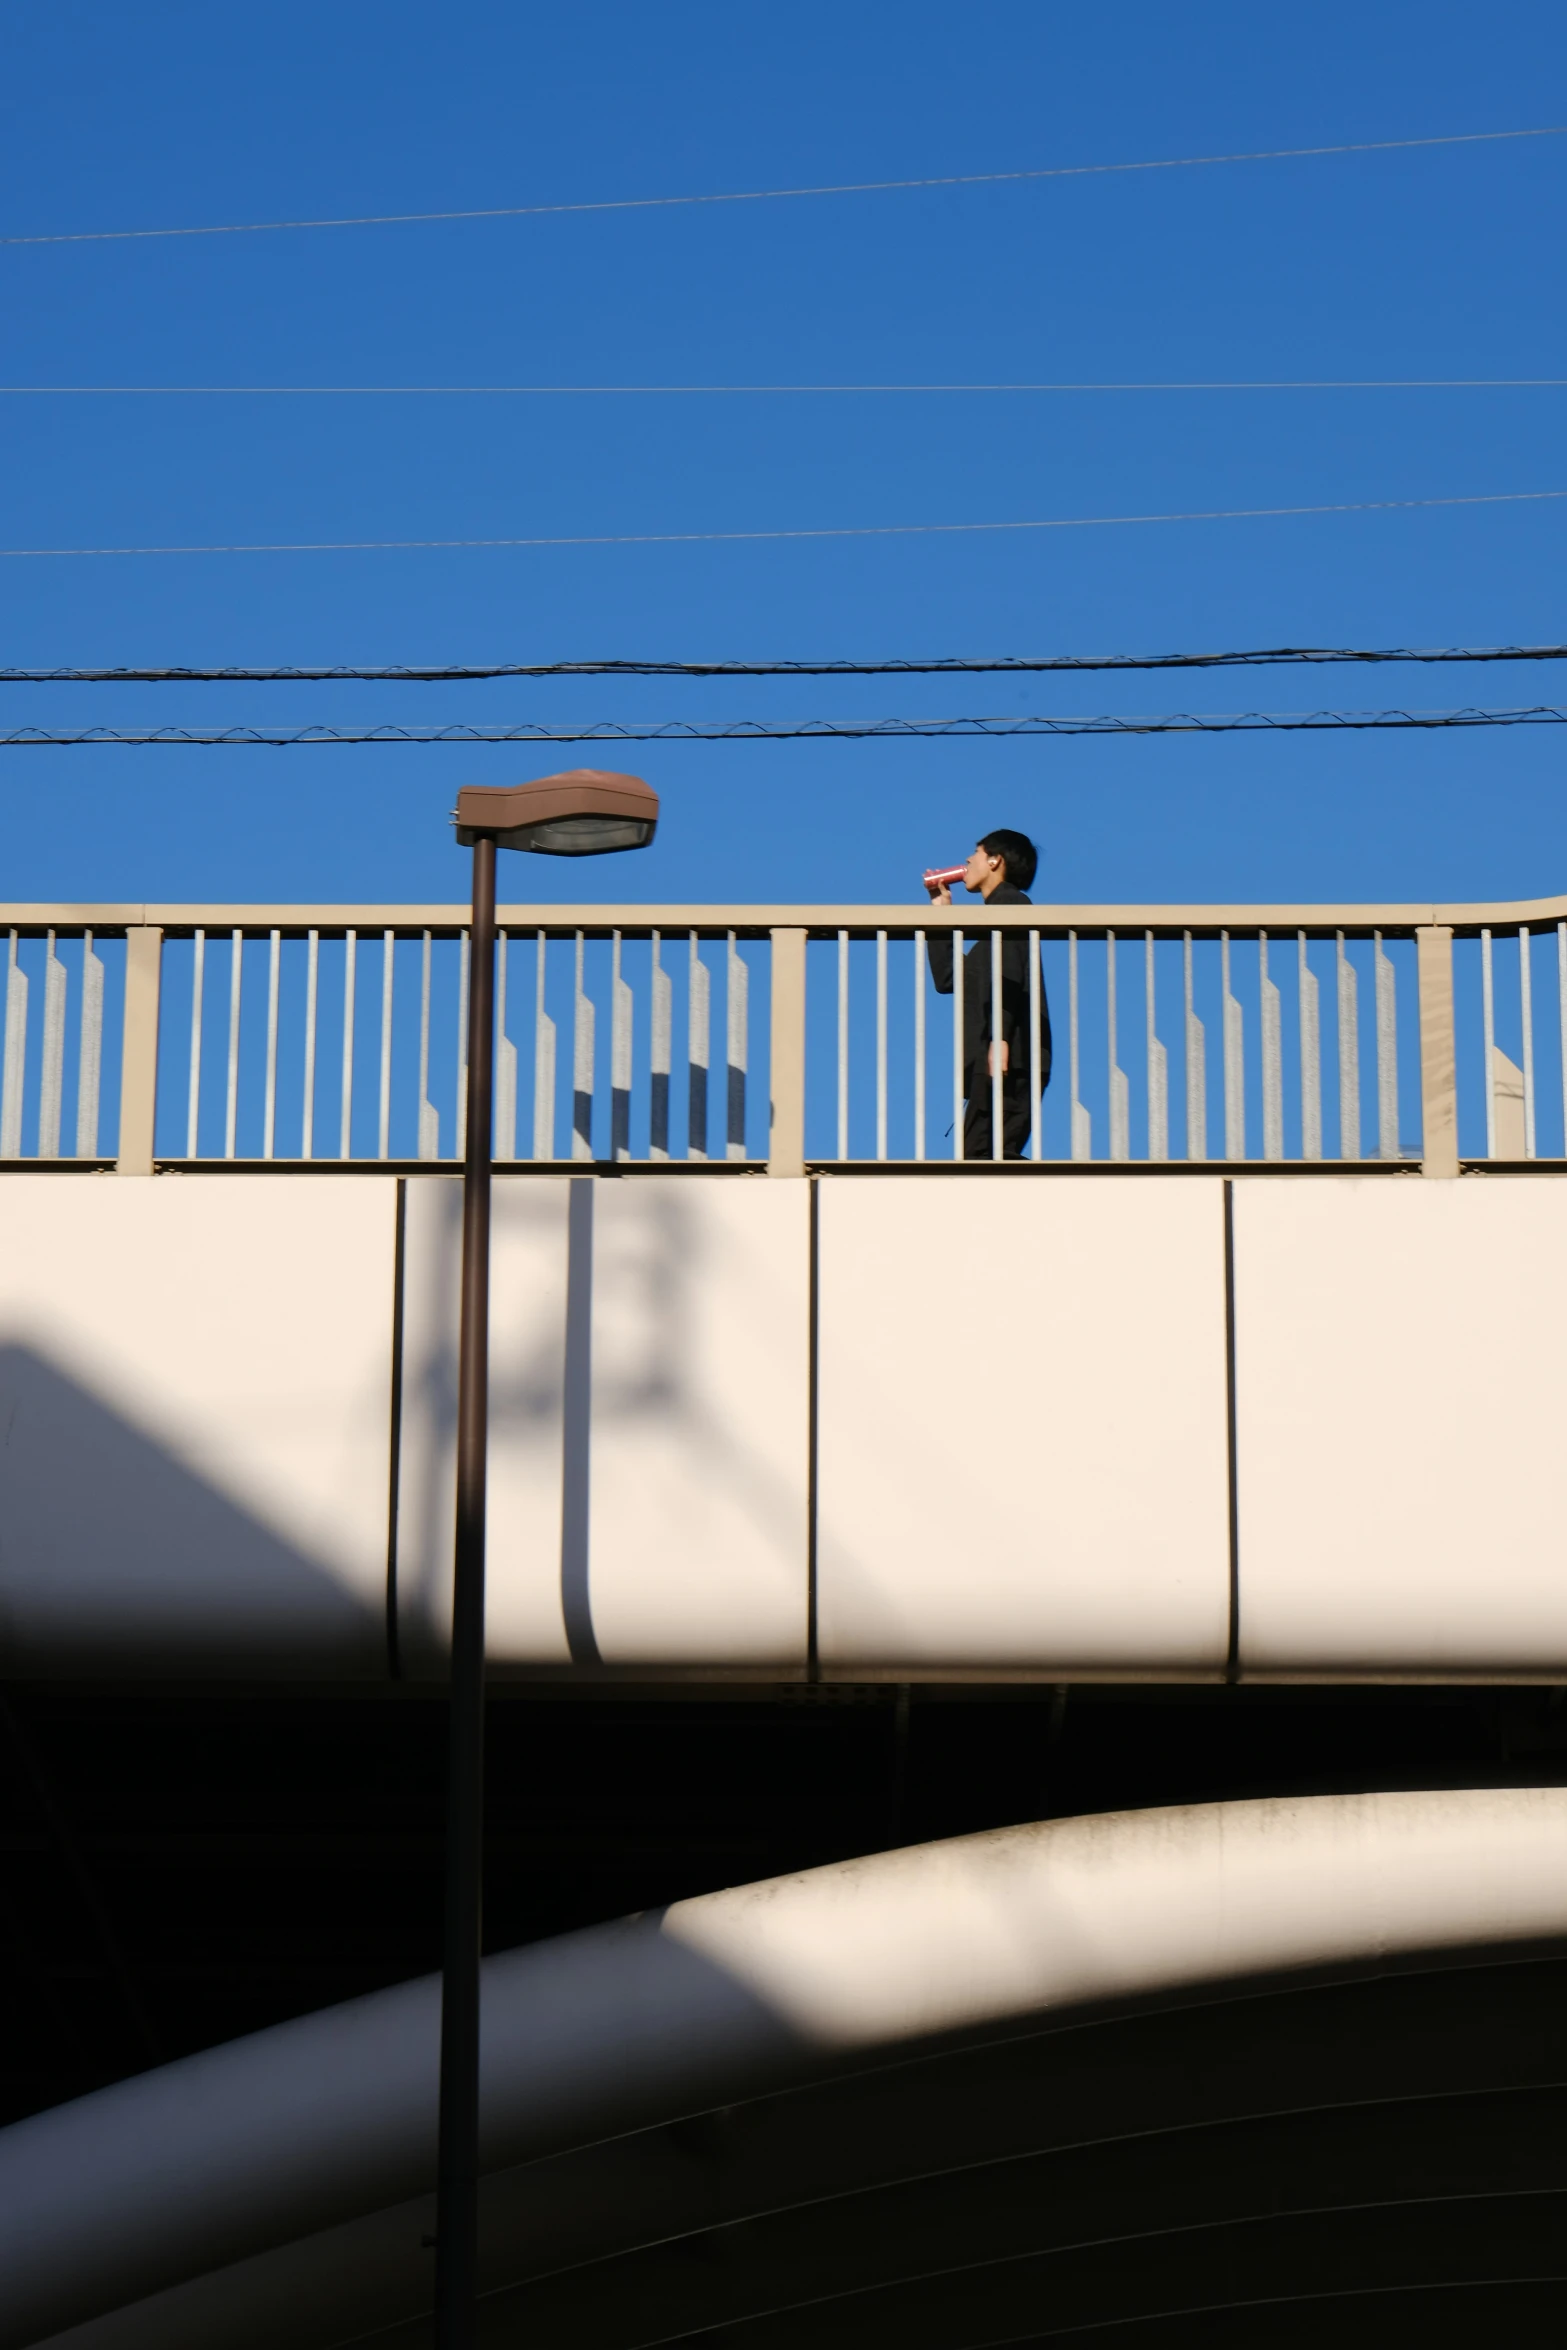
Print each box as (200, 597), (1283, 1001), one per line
(4, 1678), (1565, 2126)
(3, 1684), (1567, 2346)
(477, 1963), (1567, 2349)
(323, 1960), (1567, 2348)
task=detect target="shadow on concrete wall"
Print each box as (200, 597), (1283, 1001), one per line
(400, 1179), (805, 1670)
(399, 1180), (572, 1669)
(0, 1343), (380, 1676)
(399, 1179), (617, 1669)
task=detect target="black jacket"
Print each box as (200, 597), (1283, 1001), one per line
(926, 884), (1053, 1091)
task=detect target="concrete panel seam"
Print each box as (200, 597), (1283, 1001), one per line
(385, 1178), (408, 1681)
(1224, 1179), (1241, 1683)
(807, 1177), (821, 1683)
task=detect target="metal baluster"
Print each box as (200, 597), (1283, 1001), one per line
(37, 931), (66, 1160)
(1145, 932), (1168, 1162)
(989, 925), (1008, 1163)
(1519, 927), (1537, 1159)
(612, 930), (633, 1162)
(1184, 931), (1205, 1161)
(1069, 931), (1090, 1159)
(1222, 931), (1245, 1161)
(186, 928), (205, 1157)
(532, 931), (556, 1160)
(876, 929), (888, 1161)
(913, 928), (927, 1162)
(455, 929), (469, 1159)
(649, 930), (671, 1160)
(952, 928), (965, 1160)
(0, 934), (25, 1159)
(417, 931), (439, 1159)
(1298, 933), (1322, 1161)
(989, 929), (1004, 1161)
(262, 929), (281, 1161)
(688, 932), (709, 1160)
(1107, 930), (1129, 1161)
(982, 930), (991, 1160)
(495, 931), (517, 1161)
(1337, 932), (1361, 1161)
(1260, 931), (1283, 1161)
(727, 931), (748, 1162)
(225, 928), (243, 1160)
(339, 929), (357, 1159)
(837, 929), (850, 1160)
(76, 929), (104, 1158)
(301, 930), (319, 1160)
(1031, 930), (1045, 1160)
(377, 929), (394, 1162)
(572, 931), (594, 1161)
(1374, 931), (1399, 1160)
(1481, 927), (1496, 1161)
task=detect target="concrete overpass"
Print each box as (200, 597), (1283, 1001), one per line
(0, 891), (1565, 1683)
(2, 894), (1566, 2346)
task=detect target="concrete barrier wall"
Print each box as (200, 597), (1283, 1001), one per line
(1234, 1178), (1567, 1675)
(814, 1179), (1232, 1674)
(0, 1177), (396, 1673)
(0, 1171), (1563, 1679)
(397, 1176), (809, 1671)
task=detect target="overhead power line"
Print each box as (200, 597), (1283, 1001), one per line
(7, 645), (1567, 686)
(3, 125), (1560, 248)
(5, 379), (1567, 396)
(4, 487), (1564, 560)
(4, 708), (1564, 747)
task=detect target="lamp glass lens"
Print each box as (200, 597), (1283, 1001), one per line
(508, 815), (655, 856)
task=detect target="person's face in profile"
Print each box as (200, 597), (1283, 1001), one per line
(962, 845), (1002, 896)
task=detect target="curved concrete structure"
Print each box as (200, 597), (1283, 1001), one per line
(6, 1788), (1567, 2348)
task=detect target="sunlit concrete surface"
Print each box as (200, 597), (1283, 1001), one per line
(815, 1177), (1231, 1673)
(1235, 1176), (1567, 1673)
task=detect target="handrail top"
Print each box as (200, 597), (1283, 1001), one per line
(1, 893), (1566, 933)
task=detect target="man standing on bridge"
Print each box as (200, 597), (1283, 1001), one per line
(924, 829), (1052, 1159)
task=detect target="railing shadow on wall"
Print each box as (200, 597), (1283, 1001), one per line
(4, 897), (1567, 1179)
(395, 1171), (809, 1674)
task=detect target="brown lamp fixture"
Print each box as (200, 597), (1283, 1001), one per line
(454, 767), (659, 857)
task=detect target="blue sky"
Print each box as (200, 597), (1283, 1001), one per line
(1, 0), (1564, 909)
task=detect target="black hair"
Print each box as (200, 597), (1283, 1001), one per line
(978, 828), (1038, 892)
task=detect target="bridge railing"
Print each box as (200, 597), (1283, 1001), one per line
(1, 897), (1564, 1176)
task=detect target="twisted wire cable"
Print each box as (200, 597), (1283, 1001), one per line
(4, 644), (1567, 685)
(4, 707), (1565, 747)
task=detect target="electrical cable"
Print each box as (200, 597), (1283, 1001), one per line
(4, 125), (1560, 247)
(5, 645), (1567, 685)
(4, 708), (1565, 747)
(4, 487), (1564, 560)
(5, 379), (1567, 395)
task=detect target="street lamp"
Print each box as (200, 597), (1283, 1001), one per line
(436, 769), (658, 2350)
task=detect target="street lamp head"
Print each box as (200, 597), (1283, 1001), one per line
(454, 769), (658, 856)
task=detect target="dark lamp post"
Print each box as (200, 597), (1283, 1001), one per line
(436, 767), (657, 2350)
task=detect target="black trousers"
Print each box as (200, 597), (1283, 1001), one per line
(962, 1078), (1035, 1161)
